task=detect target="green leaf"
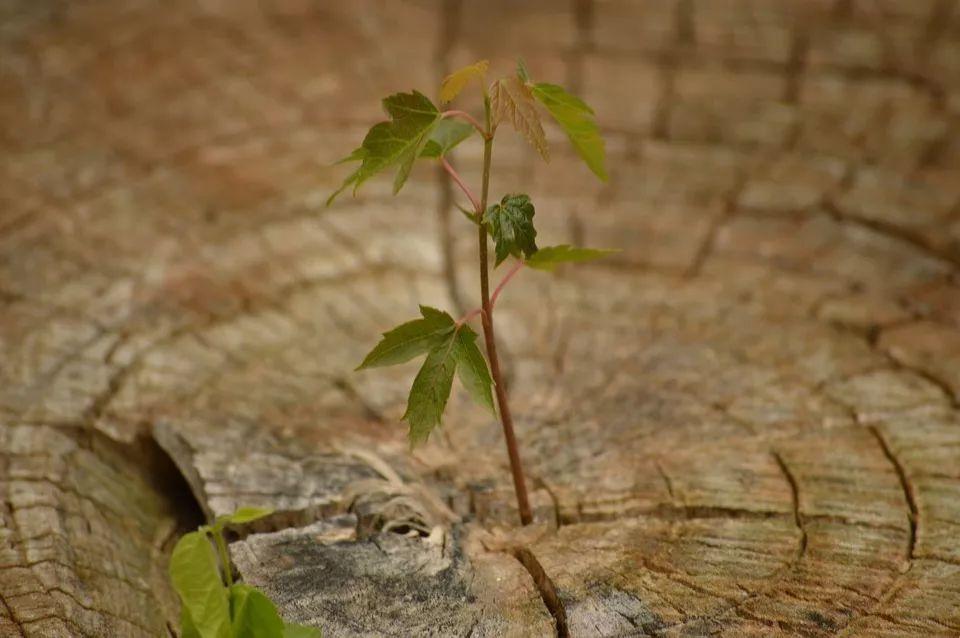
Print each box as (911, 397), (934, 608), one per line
(327, 91), (441, 204)
(483, 194), (538, 266)
(530, 83), (607, 181)
(420, 119), (475, 158)
(526, 244), (619, 271)
(170, 531), (231, 638)
(334, 147), (366, 164)
(451, 325), (494, 414)
(216, 507), (273, 528)
(362, 308), (493, 443)
(440, 60), (489, 103)
(403, 341), (458, 446)
(284, 624), (322, 638)
(229, 584), (285, 638)
(516, 58), (531, 83)
(180, 607), (202, 638)
(456, 202), (479, 224)
(357, 306), (455, 370)
(490, 76), (548, 161)
(325, 165), (362, 206)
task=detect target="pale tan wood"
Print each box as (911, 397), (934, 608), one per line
(2, 1), (960, 636)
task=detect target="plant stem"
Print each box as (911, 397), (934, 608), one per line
(211, 528), (234, 588)
(490, 259), (525, 308)
(456, 306), (482, 328)
(477, 97), (533, 526)
(457, 262), (524, 326)
(441, 109), (487, 137)
(441, 157), (481, 213)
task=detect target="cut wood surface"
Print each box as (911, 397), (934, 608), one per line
(2, 1), (960, 636)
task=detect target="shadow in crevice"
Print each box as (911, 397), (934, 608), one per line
(92, 426), (206, 548)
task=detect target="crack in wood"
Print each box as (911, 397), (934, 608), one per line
(0, 425), (203, 637)
(825, 427), (923, 636)
(823, 198), (960, 270)
(532, 475), (562, 529)
(562, 502), (790, 527)
(868, 426), (918, 561)
(511, 546), (569, 638)
(772, 451), (808, 563)
(0, 591), (26, 638)
(873, 345), (960, 410)
(684, 173), (749, 278)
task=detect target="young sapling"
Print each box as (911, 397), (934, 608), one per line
(330, 59), (615, 525)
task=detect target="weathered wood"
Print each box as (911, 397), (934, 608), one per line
(230, 518), (555, 637)
(2, 0), (960, 636)
(0, 426), (193, 637)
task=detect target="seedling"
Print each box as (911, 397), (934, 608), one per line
(169, 507), (321, 638)
(330, 59), (614, 525)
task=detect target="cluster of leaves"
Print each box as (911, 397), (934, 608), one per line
(490, 58), (607, 180)
(331, 59), (616, 445)
(328, 58), (605, 203)
(170, 508), (321, 638)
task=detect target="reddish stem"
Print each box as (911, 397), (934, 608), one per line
(441, 157), (481, 213)
(441, 110), (487, 137)
(476, 103), (532, 526)
(456, 307), (482, 328)
(456, 260), (525, 327)
(490, 260), (525, 308)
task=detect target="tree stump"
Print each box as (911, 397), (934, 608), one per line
(2, 1), (959, 636)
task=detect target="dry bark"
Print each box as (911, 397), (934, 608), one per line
(2, 1), (960, 637)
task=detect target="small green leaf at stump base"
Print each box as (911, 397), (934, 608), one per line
(170, 531), (231, 638)
(180, 607), (202, 638)
(230, 584), (285, 638)
(284, 623), (322, 638)
(216, 506), (273, 528)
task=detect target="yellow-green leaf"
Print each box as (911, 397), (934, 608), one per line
(420, 119), (475, 158)
(170, 531), (231, 638)
(490, 76), (548, 161)
(334, 147), (365, 164)
(284, 624), (322, 638)
(216, 507), (273, 528)
(180, 607), (202, 638)
(229, 584), (285, 638)
(439, 60), (489, 103)
(526, 245), (619, 271)
(530, 83), (607, 181)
